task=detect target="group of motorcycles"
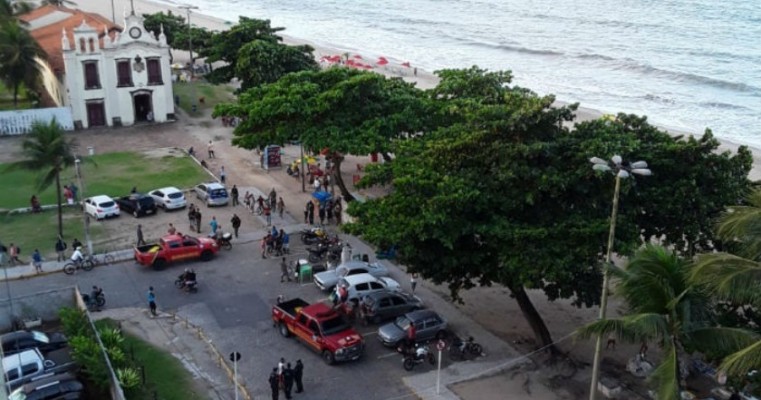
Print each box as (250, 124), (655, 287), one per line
(301, 227), (343, 264)
(398, 336), (485, 371)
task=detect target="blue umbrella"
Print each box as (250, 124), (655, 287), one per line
(312, 191), (332, 203)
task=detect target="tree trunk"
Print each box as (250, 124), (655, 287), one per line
(12, 82), (19, 107)
(332, 158), (355, 202)
(507, 282), (559, 355)
(55, 170), (63, 237)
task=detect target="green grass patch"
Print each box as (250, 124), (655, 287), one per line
(0, 81), (34, 110)
(172, 81), (236, 116)
(95, 319), (205, 400)
(0, 151), (209, 209)
(0, 208), (104, 260)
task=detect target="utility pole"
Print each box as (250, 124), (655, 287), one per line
(75, 159), (93, 256)
(178, 5), (199, 79)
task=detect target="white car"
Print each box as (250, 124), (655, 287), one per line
(313, 261), (390, 291)
(83, 195), (120, 220)
(337, 273), (402, 304)
(149, 187), (187, 210)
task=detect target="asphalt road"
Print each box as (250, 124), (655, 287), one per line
(5, 235), (431, 400)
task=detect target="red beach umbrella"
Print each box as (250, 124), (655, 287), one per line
(401, 61), (411, 68)
(353, 54), (363, 59)
(377, 57), (389, 66)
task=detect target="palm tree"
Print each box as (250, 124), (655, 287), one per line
(5, 119), (77, 237)
(0, 19), (44, 106)
(576, 244), (755, 400)
(692, 188), (761, 376)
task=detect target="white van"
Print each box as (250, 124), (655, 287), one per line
(3, 349), (50, 391)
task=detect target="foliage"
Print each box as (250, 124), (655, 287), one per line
(344, 66), (752, 349)
(116, 367), (141, 391)
(142, 11), (185, 49)
(234, 40), (318, 91)
(172, 81), (235, 116)
(214, 68), (429, 199)
(58, 307), (90, 338)
(0, 18), (44, 106)
(576, 245), (757, 400)
(199, 16), (284, 84)
(68, 334), (111, 389)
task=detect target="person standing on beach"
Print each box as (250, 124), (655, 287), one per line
(147, 287), (157, 316)
(55, 235), (67, 262)
(231, 214), (241, 238)
(136, 225), (146, 246)
(207, 140), (215, 158)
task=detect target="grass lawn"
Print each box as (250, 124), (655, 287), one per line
(172, 81), (236, 116)
(95, 319), (205, 400)
(0, 81), (34, 110)
(0, 151), (209, 210)
(0, 208), (104, 260)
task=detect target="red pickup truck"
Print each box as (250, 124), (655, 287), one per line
(272, 298), (364, 365)
(134, 234), (218, 269)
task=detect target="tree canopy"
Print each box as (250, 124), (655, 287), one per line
(234, 40), (318, 91)
(199, 17), (284, 84)
(0, 18), (44, 106)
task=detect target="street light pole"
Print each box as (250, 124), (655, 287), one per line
(588, 155), (651, 400)
(178, 5), (199, 79)
(74, 159), (93, 256)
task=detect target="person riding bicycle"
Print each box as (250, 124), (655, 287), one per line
(71, 246), (84, 265)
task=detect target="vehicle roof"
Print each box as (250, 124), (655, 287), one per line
(200, 182), (226, 189)
(1, 331), (36, 343)
(404, 309), (440, 322)
(340, 273), (381, 285)
(162, 234), (197, 242)
(301, 302), (340, 320)
(364, 290), (414, 301)
(3, 349), (42, 370)
(88, 195), (113, 202)
(153, 186), (181, 193)
(18, 372), (79, 391)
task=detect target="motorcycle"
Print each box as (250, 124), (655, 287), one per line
(216, 232), (233, 250)
(449, 336), (485, 361)
(400, 343), (435, 371)
(307, 243), (342, 264)
(82, 289), (106, 311)
(175, 275), (198, 293)
(300, 227), (327, 245)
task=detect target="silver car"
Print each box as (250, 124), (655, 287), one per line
(194, 183), (229, 206)
(149, 186), (187, 210)
(313, 260), (389, 291)
(377, 309), (448, 348)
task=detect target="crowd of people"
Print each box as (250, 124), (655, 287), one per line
(269, 358), (305, 400)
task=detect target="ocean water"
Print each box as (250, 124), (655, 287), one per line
(172, 0), (761, 148)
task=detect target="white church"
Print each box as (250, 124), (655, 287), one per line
(61, 12), (175, 128)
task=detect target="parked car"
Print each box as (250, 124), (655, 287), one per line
(377, 310), (448, 348)
(149, 187), (187, 210)
(337, 273), (401, 304)
(115, 194), (158, 218)
(360, 290), (424, 324)
(9, 372), (83, 400)
(83, 195), (120, 220)
(194, 183), (229, 206)
(1, 330), (67, 357)
(3, 348), (77, 392)
(313, 261), (389, 291)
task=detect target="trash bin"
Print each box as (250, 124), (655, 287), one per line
(87, 146), (94, 156)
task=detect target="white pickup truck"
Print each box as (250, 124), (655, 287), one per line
(2, 347), (76, 392)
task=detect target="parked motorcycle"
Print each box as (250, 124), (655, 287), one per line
(449, 336), (485, 361)
(307, 242), (342, 264)
(216, 232), (233, 250)
(82, 288), (106, 311)
(175, 274), (198, 293)
(401, 343), (435, 371)
(300, 227), (328, 245)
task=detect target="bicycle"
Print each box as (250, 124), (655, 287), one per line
(448, 336), (485, 361)
(63, 258), (95, 275)
(87, 251), (115, 266)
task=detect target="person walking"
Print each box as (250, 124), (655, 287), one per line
(307, 202), (315, 225)
(318, 206), (326, 225)
(269, 368), (280, 400)
(55, 235), (67, 262)
(294, 359), (304, 393)
(207, 140), (215, 158)
(261, 236), (268, 259)
(209, 216), (218, 236)
(283, 363), (295, 399)
(167, 223), (177, 235)
(220, 166), (226, 184)
(137, 225), (146, 246)
(188, 204), (197, 232)
(410, 273), (418, 293)
(264, 205), (272, 226)
(281, 230), (289, 254)
(269, 188), (277, 211)
(195, 209), (202, 234)
(32, 249), (43, 273)
(8, 243), (23, 265)
(277, 197), (285, 218)
(231, 214), (241, 238)
(303, 201), (309, 224)
(231, 185), (239, 206)
(334, 199), (343, 225)
(147, 287), (157, 316)
(280, 257), (291, 283)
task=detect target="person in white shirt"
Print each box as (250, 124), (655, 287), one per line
(71, 247), (84, 263)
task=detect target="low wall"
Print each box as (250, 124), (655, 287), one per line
(0, 286), (78, 331)
(0, 107), (74, 135)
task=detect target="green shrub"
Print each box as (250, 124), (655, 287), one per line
(68, 335), (110, 390)
(116, 367), (141, 391)
(58, 307), (91, 338)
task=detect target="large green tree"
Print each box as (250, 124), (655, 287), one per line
(5, 119), (77, 237)
(0, 18), (44, 106)
(199, 16), (284, 84)
(213, 68), (429, 200)
(692, 188), (761, 377)
(234, 40), (318, 91)
(576, 245), (755, 400)
(344, 67), (752, 351)
(142, 12), (213, 63)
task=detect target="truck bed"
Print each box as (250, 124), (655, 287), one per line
(135, 243), (162, 253)
(275, 298), (310, 318)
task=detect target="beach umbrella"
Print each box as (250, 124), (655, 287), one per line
(312, 191), (332, 203)
(363, 65), (373, 70)
(401, 61), (411, 68)
(377, 57), (388, 66)
(353, 54), (363, 59)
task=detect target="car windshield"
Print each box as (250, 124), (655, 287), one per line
(31, 331), (49, 344)
(321, 315), (350, 336)
(99, 201), (115, 208)
(394, 316), (411, 330)
(168, 192), (183, 199)
(210, 189), (228, 198)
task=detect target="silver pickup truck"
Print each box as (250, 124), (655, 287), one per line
(3, 347), (77, 392)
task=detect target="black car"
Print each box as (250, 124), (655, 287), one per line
(360, 290), (424, 324)
(115, 194), (158, 217)
(1, 330), (68, 356)
(9, 372), (83, 400)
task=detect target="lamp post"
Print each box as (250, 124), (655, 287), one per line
(74, 159), (93, 256)
(588, 155), (651, 400)
(178, 5), (199, 79)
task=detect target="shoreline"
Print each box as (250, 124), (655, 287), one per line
(76, 0), (761, 180)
